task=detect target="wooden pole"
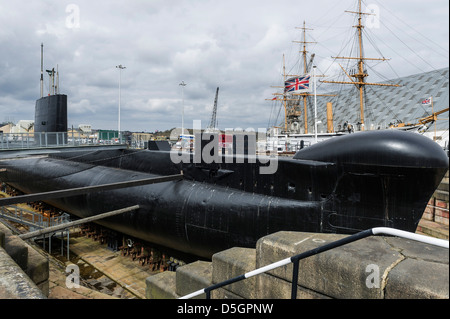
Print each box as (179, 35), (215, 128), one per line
(283, 54), (288, 133)
(432, 96), (436, 140)
(327, 102), (334, 133)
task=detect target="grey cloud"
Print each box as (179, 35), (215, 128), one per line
(0, 0), (448, 132)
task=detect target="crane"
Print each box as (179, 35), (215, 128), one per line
(207, 87), (219, 131)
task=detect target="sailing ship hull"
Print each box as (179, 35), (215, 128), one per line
(0, 130), (447, 258)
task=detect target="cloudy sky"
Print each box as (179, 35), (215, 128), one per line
(0, 0), (448, 133)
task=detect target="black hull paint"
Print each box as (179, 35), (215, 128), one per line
(34, 94), (68, 144)
(1, 130), (448, 258)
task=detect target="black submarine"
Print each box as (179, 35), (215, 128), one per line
(0, 44), (448, 258)
(0, 129), (448, 259)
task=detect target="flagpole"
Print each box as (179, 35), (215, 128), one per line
(432, 96), (436, 141)
(116, 64), (126, 143)
(313, 66), (318, 144)
(283, 54), (288, 133)
(179, 81), (187, 138)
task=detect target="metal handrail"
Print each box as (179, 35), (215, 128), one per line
(0, 205), (70, 230)
(179, 227), (449, 299)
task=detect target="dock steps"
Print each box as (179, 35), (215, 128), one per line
(146, 230), (449, 299)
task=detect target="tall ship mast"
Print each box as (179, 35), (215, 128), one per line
(293, 21), (316, 134)
(269, 22), (335, 135)
(267, 21), (343, 153)
(321, 0), (400, 131)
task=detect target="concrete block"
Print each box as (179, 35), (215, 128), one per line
(176, 261), (212, 299)
(256, 272), (329, 299)
(0, 230), (4, 248)
(36, 280), (49, 297)
(0, 221), (12, 234)
(0, 222), (12, 248)
(0, 222), (29, 269)
(385, 237), (449, 264)
(0, 221), (49, 296)
(145, 272), (179, 299)
(257, 231), (402, 299)
(0, 247), (46, 299)
(385, 258), (449, 299)
(212, 247), (257, 299)
(211, 287), (244, 299)
(25, 245), (49, 290)
(4, 235), (28, 270)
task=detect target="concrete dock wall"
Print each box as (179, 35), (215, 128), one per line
(0, 222), (48, 299)
(146, 231), (449, 299)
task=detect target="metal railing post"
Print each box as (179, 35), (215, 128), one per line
(67, 229), (70, 260)
(61, 230), (64, 257)
(291, 260), (300, 299)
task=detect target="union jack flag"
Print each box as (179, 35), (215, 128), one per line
(422, 97), (432, 105)
(285, 75), (311, 93)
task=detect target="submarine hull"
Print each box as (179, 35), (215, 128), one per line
(2, 156), (321, 258)
(1, 130), (448, 258)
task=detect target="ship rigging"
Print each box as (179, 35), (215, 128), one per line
(267, 0), (448, 149)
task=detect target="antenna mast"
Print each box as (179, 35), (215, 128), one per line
(40, 43), (44, 98)
(56, 64), (59, 94)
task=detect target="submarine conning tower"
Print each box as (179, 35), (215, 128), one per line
(34, 43), (68, 145)
(34, 94), (68, 135)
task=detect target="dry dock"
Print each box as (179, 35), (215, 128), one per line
(43, 230), (155, 299)
(1, 171), (448, 299)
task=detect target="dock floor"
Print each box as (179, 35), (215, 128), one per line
(47, 229), (163, 299)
